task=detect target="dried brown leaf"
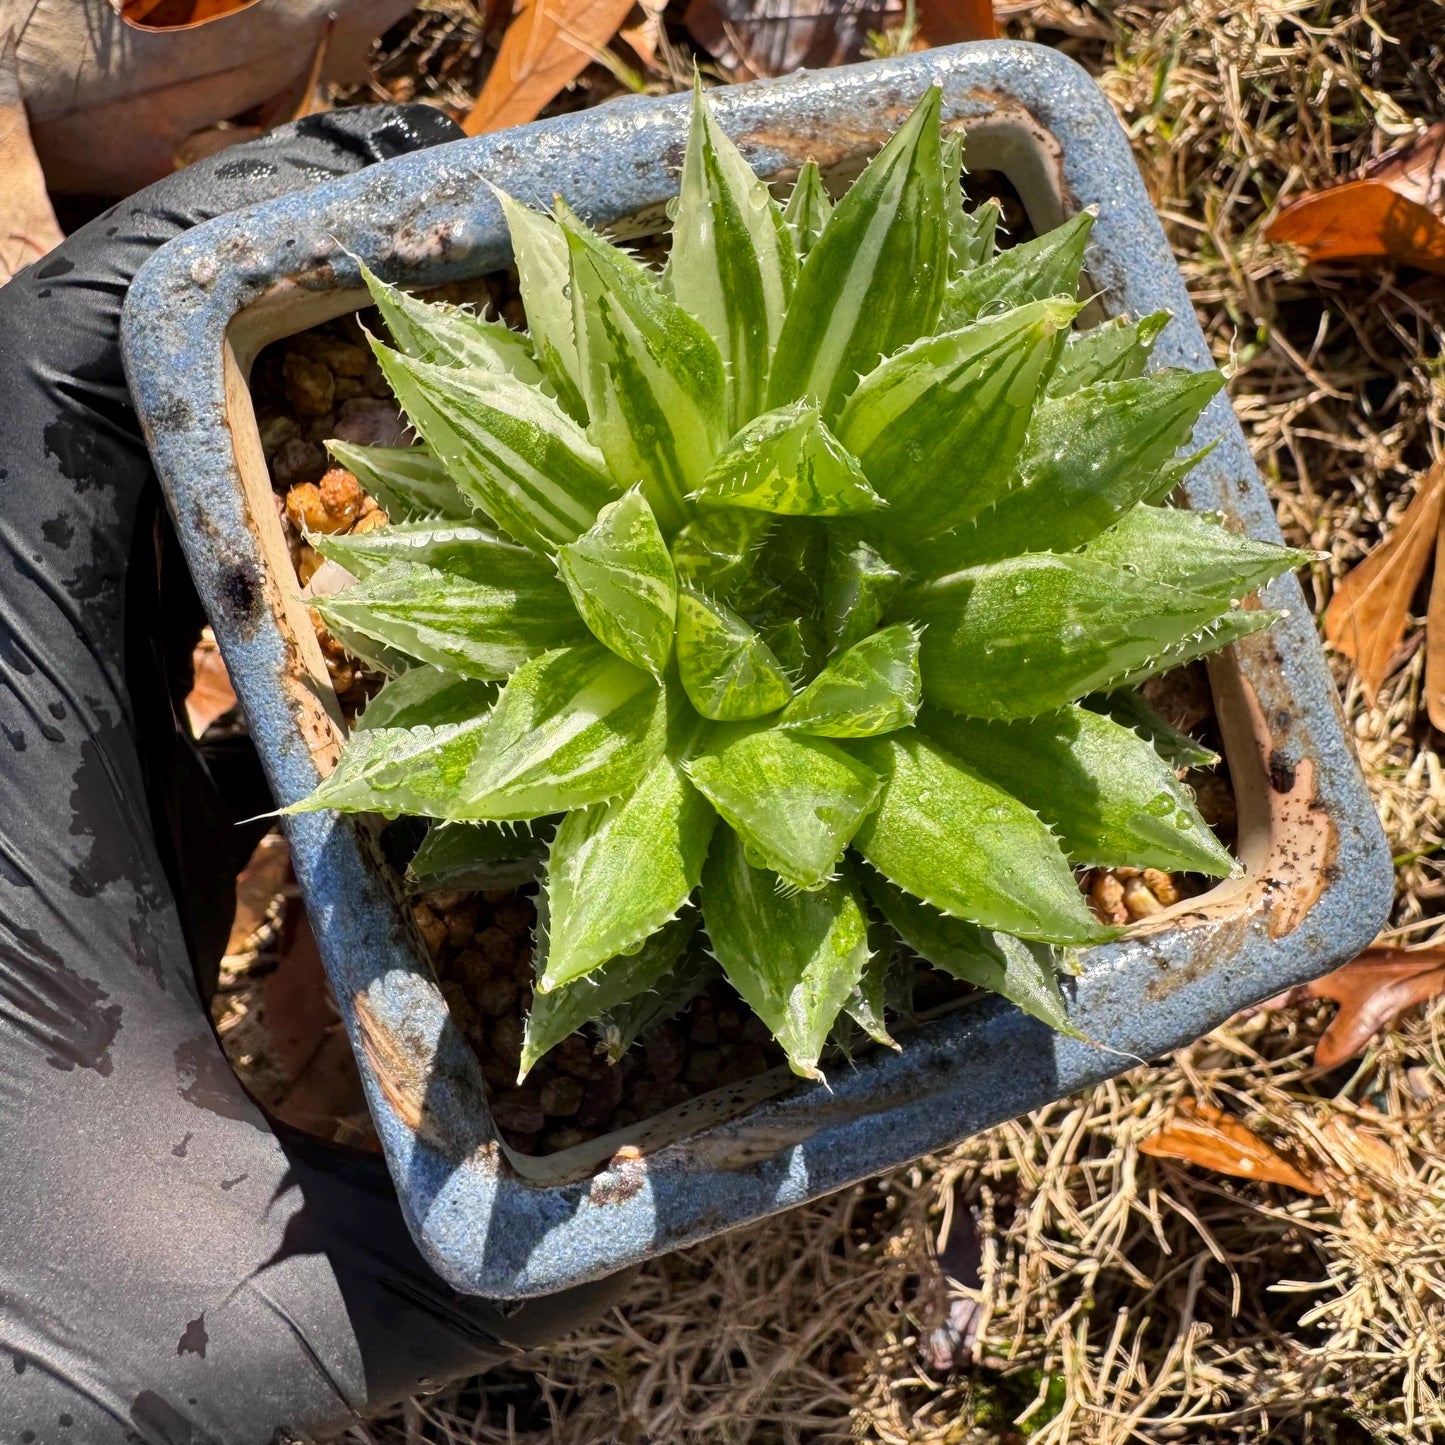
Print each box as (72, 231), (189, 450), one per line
(1266, 122), (1445, 274)
(1426, 503), (1445, 733)
(0, 35), (62, 286)
(185, 630), (238, 736)
(226, 832), (291, 956)
(1303, 946), (1445, 1069)
(1323, 454), (1445, 701)
(1139, 1096), (1322, 1194)
(462, 0), (635, 136)
(18, 0), (412, 196)
(115, 0), (264, 29)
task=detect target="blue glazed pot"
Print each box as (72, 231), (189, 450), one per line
(122, 42), (1392, 1300)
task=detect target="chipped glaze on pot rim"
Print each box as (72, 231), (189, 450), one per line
(122, 41), (1392, 1300)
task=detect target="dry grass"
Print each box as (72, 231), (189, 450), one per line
(334, 2), (1445, 1440)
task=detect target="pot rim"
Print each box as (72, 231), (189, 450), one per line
(122, 39), (1392, 1299)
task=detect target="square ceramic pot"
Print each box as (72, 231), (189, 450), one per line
(122, 41), (1393, 1299)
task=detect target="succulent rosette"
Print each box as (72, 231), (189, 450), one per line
(292, 83), (1302, 1081)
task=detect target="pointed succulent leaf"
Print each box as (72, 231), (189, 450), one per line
(783, 160), (831, 260)
(911, 554), (1233, 719)
(953, 199), (1000, 276)
(314, 616), (414, 678)
(310, 518), (545, 583)
(951, 369), (1225, 565)
(408, 818), (552, 890)
(852, 731), (1112, 945)
(358, 260), (543, 382)
(864, 871), (1076, 1033)
(675, 589), (793, 720)
(1047, 309), (1171, 397)
(564, 218), (726, 534)
(758, 613), (826, 685)
(701, 826), (868, 1079)
(823, 533), (906, 652)
(693, 399), (882, 516)
(1083, 688), (1219, 770)
(456, 644), (666, 820)
(1079, 506), (1306, 605)
(521, 915), (698, 1079)
(1109, 608), (1283, 692)
(768, 86), (947, 420)
(323, 440), (470, 521)
(941, 130), (968, 280)
(287, 717), (490, 818)
(355, 666), (498, 732)
(370, 342), (617, 554)
(684, 721), (881, 890)
(597, 940), (717, 1065)
(670, 78), (796, 426)
(496, 190), (589, 421)
(944, 208), (1094, 324)
(536, 754), (717, 991)
(748, 517), (828, 615)
(557, 488), (678, 678)
(920, 705), (1235, 875)
(311, 560), (585, 680)
(842, 924), (896, 1049)
(669, 507), (773, 598)
(835, 299), (1077, 544)
(780, 623), (921, 737)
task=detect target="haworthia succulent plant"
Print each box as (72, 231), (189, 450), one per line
(293, 87), (1301, 1081)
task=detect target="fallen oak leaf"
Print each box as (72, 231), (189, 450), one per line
(114, 0), (264, 29)
(1323, 454), (1445, 702)
(226, 831), (292, 956)
(1302, 946), (1445, 1069)
(462, 0), (636, 136)
(1267, 121), (1445, 275)
(1139, 1096), (1321, 1194)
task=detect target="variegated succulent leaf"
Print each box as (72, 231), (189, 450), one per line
(296, 88), (1300, 1079)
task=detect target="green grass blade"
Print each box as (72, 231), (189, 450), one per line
(565, 218), (727, 534)
(521, 914), (698, 1079)
(456, 644), (667, 820)
(944, 208), (1094, 324)
(358, 259), (543, 383)
(323, 440), (471, 521)
(685, 721), (881, 890)
(536, 755), (716, 992)
(950, 369), (1225, 566)
(701, 826), (868, 1079)
(783, 160), (831, 261)
(558, 488), (678, 678)
(1047, 310), (1171, 397)
(370, 341), (618, 554)
(921, 705), (1235, 875)
(312, 560), (585, 680)
(780, 622), (921, 738)
(911, 553), (1230, 719)
(676, 589), (794, 721)
(768, 87), (948, 420)
(835, 299), (1077, 545)
(670, 78), (796, 427)
(693, 399), (882, 516)
(864, 870), (1077, 1034)
(852, 730), (1113, 945)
